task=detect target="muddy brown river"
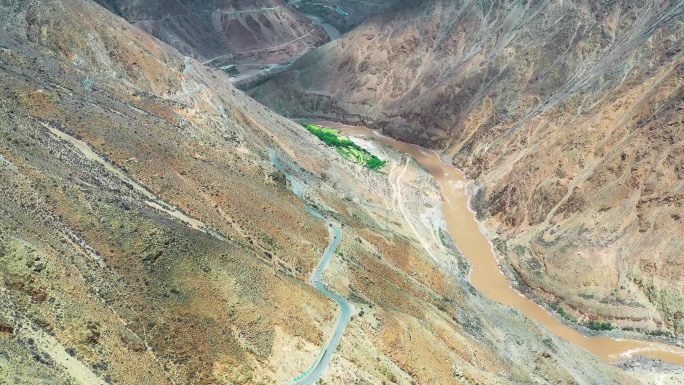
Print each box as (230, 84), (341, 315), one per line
(313, 120), (684, 366)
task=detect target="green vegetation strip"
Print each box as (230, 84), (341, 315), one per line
(551, 302), (613, 331)
(301, 124), (386, 170)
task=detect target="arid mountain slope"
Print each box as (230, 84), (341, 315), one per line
(253, 0), (684, 337)
(0, 0), (653, 384)
(1, 1), (336, 383)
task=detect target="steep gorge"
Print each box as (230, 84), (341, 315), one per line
(0, 0), (658, 383)
(253, 0), (684, 340)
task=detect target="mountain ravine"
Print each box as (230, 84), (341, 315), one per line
(253, 0), (684, 342)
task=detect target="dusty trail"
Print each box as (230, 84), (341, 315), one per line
(394, 156), (443, 266)
(130, 5), (289, 23)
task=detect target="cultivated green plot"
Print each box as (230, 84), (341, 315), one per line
(302, 123), (386, 170)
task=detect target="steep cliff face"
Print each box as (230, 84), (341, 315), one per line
(252, 0), (684, 336)
(92, 0), (328, 63)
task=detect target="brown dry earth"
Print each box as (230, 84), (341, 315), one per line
(253, 0), (684, 341)
(0, 0), (663, 383)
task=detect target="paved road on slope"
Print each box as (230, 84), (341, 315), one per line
(268, 148), (351, 385)
(202, 6), (287, 16)
(132, 5), (289, 22)
(203, 29), (316, 66)
(166, 84), (205, 100)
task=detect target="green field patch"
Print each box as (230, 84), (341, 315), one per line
(302, 123), (386, 170)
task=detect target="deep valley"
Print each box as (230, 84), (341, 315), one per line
(0, 0), (683, 384)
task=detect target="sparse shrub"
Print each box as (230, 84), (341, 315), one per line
(550, 301), (568, 319)
(646, 329), (672, 337)
(379, 365), (397, 383)
(585, 320), (613, 331)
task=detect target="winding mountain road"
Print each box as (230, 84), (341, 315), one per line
(202, 6), (287, 16)
(131, 5), (289, 22)
(268, 148), (351, 385)
(202, 29), (317, 66)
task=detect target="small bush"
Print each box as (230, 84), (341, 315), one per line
(646, 329), (672, 337)
(550, 301), (568, 319)
(379, 365), (397, 383)
(585, 320), (613, 331)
